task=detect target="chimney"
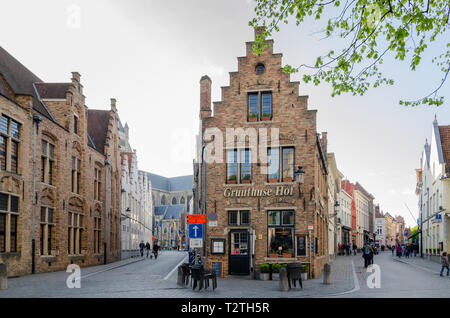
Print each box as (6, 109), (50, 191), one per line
(200, 75), (212, 120)
(71, 72), (82, 94)
(111, 98), (117, 112)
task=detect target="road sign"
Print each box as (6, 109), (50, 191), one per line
(190, 238), (203, 248)
(189, 224), (203, 239)
(187, 214), (207, 224)
(208, 221), (218, 227)
(308, 225), (314, 231)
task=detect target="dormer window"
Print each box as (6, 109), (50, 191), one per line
(256, 63), (265, 75)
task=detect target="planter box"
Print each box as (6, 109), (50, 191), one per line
(269, 253), (279, 258)
(283, 177), (293, 183)
(261, 116), (271, 121)
(282, 253), (292, 258)
(269, 178), (278, 183)
(248, 117), (258, 122)
(227, 179), (237, 184)
(260, 273), (270, 281)
(241, 179), (251, 184)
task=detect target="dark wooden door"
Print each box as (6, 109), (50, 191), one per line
(228, 230), (250, 275)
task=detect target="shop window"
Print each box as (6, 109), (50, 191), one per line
(267, 210), (294, 258)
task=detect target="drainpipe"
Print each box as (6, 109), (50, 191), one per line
(32, 114), (42, 274)
(104, 159), (110, 264)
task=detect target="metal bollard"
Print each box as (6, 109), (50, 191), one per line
(0, 263), (7, 290)
(279, 267), (289, 291)
(177, 266), (184, 286)
(323, 263), (332, 285)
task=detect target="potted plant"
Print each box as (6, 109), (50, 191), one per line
(272, 263), (281, 273)
(283, 176), (293, 182)
(228, 175), (237, 184)
(259, 264), (270, 280)
(269, 252), (278, 258)
(269, 176), (278, 183)
(248, 113), (258, 122)
(261, 113), (271, 121)
(301, 264), (309, 281)
(282, 250), (292, 258)
(242, 174), (251, 184)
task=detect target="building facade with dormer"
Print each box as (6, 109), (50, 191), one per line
(0, 47), (122, 276)
(415, 118), (450, 257)
(194, 28), (329, 278)
(119, 121), (153, 259)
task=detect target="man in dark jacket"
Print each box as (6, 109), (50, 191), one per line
(145, 242), (151, 258)
(139, 240), (145, 257)
(152, 242), (160, 259)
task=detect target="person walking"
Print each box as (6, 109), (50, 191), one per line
(353, 242), (357, 255)
(152, 241), (160, 260)
(405, 245), (410, 258)
(396, 244), (402, 258)
(145, 242), (151, 258)
(139, 240), (145, 257)
(392, 245), (395, 255)
(440, 252), (449, 277)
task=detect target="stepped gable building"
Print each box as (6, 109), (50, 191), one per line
(119, 120), (153, 259)
(142, 172), (193, 248)
(194, 27), (329, 278)
(0, 47), (121, 277)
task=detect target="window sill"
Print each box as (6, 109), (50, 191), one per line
(223, 183), (254, 187)
(246, 120), (273, 124)
(41, 183), (56, 188)
(264, 181), (294, 186)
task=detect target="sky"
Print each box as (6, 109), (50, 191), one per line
(1, 0), (449, 227)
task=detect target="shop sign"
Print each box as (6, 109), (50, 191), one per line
(223, 186), (294, 198)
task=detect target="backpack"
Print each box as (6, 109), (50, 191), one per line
(364, 246), (370, 255)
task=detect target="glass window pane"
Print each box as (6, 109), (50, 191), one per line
(268, 148), (280, 181)
(10, 141), (18, 173)
(240, 149), (251, 181)
(228, 211), (238, 226)
(0, 214), (5, 253)
(41, 140), (47, 156)
(248, 93), (259, 118)
(282, 148), (294, 181)
(268, 227), (293, 257)
(40, 207), (46, 222)
(48, 208), (54, 224)
(0, 116), (8, 135)
(261, 93), (272, 117)
(9, 196), (18, 213)
(240, 211), (250, 225)
(226, 150), (238, 181)
(0, 136), (5, 171)
(0, 194), (7, 211)
(11, 120), (20, 139)
(268, 211), (280, 225)
(10, 215), (17, 252)
(49, 144), (54, 159)
(282, 211), (294, 225)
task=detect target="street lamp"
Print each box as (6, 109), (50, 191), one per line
(295, 166), (305, 198)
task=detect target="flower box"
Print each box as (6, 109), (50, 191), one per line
(241, 179), (251, 184)
(283, 177), (293, 183)
(260, 273), (270, 280)
(269, 253), (278, 258)
(248, 116), (258, 122)
(282, 253), (292, 258)
(269, 178), (278, 183)
(261, 116), (271, 121)
(227, 179), (237, 184)
(301, 273), (308, 281)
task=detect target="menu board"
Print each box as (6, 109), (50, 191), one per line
(211, 262), (223, 278)
(297, 236), (306, 256)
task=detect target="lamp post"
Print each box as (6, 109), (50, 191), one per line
(295, 166), (305, 198)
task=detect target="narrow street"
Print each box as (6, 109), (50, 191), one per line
(0, 250), (448, 298)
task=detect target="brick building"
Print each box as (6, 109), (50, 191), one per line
(194, 28), (329, 278)
(341, 180), (357, 247)
(0, 47), (122, 276)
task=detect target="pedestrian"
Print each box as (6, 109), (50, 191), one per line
(405, 245), (410, 258)
(145, 242), (151, 258)
(353, 242), (357, 256)
(392, 245), (395, 255)
(139, 240), (145, 257)
(363, 243), (371, 268)
(440, 252), (449, 277)
(152, 241), (160, 260)
(396, 244), (402, 258)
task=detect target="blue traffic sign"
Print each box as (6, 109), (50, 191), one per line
(189, 224), (203, 239)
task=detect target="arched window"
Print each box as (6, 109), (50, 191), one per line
(161, 195), (166, 206)
(172, 197), (177, 205)
(180, 197), (185, 205)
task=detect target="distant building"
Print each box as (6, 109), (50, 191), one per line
(142, 172), (193, 249)
(119, 120), (153, 259)
(375, 207), (386, 246)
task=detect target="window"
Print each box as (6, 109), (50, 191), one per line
(94, 168), (101, 200)
(41, 140), (55, 185)
(0, 115), (21, 174)
(248, 92), (272, 121)
(267, 147), (294, 182)
(211, 238), (226, 254)
(255, 63), (265, 75)
(268, 210), (294, 258)
(72, 157), (81, 194)
(68, 211), (83, 255)
(94, 215), (101, 254)
(40, 207), (55, 255)
(0, 193), (19, 253)
(74, 115), (78, 135)
(228, 210), (250, 226)
(226, 149), (252, 184)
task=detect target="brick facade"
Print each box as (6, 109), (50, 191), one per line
(0, 48), (121, 277)
(195, 28), (329, 278)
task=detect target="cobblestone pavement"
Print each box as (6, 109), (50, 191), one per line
(392, 254), (450, 278)
(1, 250), (448, 298)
